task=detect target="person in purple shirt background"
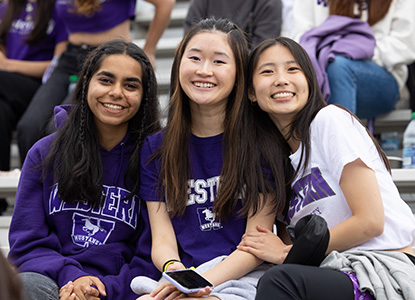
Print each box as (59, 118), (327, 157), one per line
(8, 40), (161, 300)
(134, 18), (288, 300)
(16, 0), (175, 170)
(0, 0), (67, 215)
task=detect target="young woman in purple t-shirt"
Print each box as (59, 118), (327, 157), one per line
(135, 18), (288, 300)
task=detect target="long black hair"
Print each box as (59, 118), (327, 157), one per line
(44, 39), (161, 207)
(0, 0), (56, 46)
(246, 37), (390, 216)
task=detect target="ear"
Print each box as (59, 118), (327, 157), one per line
(248, 89), (257, 102)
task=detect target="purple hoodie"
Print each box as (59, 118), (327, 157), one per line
(8, 105), (160, 299)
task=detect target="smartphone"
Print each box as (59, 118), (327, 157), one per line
(162, 269), (214, 293)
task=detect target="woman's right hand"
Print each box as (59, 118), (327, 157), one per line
(59, 282), (76, 300)
(237, 225), (292, 265)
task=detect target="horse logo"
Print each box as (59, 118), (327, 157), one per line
(72, 213), (115, 247)
(197, 207), (222, 231)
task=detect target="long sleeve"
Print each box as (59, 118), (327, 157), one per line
(100, 203), (161, 299)
(371, 0), (415, 70)
(8, 144), (88, 287)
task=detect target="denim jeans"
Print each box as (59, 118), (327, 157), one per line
(326, 56), (399, 120)
(20, 272), (59, 300)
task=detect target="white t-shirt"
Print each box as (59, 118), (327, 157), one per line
(287, 105), (415, 251)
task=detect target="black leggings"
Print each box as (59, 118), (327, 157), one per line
(255, 264), (354, 300)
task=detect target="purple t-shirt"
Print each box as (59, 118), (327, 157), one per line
(0, 2), (68, 61)
(55, 0), (136, 34)
(140, 130), (246, 269)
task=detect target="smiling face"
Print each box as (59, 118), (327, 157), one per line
(250, 44), (309, 131)
(87, 54), (143, 136)
(179, 31), (236, 111)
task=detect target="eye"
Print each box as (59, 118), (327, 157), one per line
(214, 59), (225, 64)
(124, 82), (140, 90)
(288, 65), (301, 72)
(260, 69), (273, 74)
(98, 76), (112, 84)
(189, 55), (200, 61)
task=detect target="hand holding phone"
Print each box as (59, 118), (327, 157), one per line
(162, 269), (214, 294)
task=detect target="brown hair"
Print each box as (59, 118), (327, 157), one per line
(329, 0), (393, 26)
(73, 0), (101, 16)
(155, 18), (250, 219)
(0, 252), (21, 300)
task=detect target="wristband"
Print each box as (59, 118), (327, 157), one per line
(163, 259), (181, 272)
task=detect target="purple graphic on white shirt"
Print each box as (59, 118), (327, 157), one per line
(286, 167), (335, 223)
(317, 0), (328, 7)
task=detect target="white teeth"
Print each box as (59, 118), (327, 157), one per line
(272, 92), (294, 99)
(194, 82), (215, 88)
(103, 103), (123, 111)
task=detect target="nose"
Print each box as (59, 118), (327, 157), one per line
(273, 72), (289, 86)
(108, 83), (122, 98)
(196, 61), (213, 76)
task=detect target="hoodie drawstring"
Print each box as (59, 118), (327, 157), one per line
(114, 142), (125, 186)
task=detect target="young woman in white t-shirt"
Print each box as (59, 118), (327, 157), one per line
(237, 36), (415, 299)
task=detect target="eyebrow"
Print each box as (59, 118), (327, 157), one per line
(257, 60), (298, 70)
(187, 47), (230, 59)
(96, 71), (142, 84)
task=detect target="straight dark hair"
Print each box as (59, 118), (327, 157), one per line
(154, 18), (252, 219)
(0, 0), (56, 46)
(247, 37), (390, 215)
(43, 39), (161, 207)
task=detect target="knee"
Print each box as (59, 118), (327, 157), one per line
(257, 264), (304, 293)
(20, 272), (59, 300)
(258, 265), (289, 286)
(0, 102), (14, 127)
(326, 56), (351, 76)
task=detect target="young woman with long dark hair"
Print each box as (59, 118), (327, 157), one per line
(134, 18), (288, 300)
(8, 39), (161, 300)
(238, 36), (415, 300)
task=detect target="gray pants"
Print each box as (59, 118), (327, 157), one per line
(131, 255), (272, 300)
(20, 272), (59, 300)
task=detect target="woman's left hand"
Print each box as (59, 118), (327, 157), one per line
(70, 276), (106, 300)
(149, 281), (212, 299)
(149, 281), (186, 300)
(237, 225), (292, 265)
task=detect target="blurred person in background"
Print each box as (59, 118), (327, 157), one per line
(291, 0), (415, 120)
(0, 0), (67, 215)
